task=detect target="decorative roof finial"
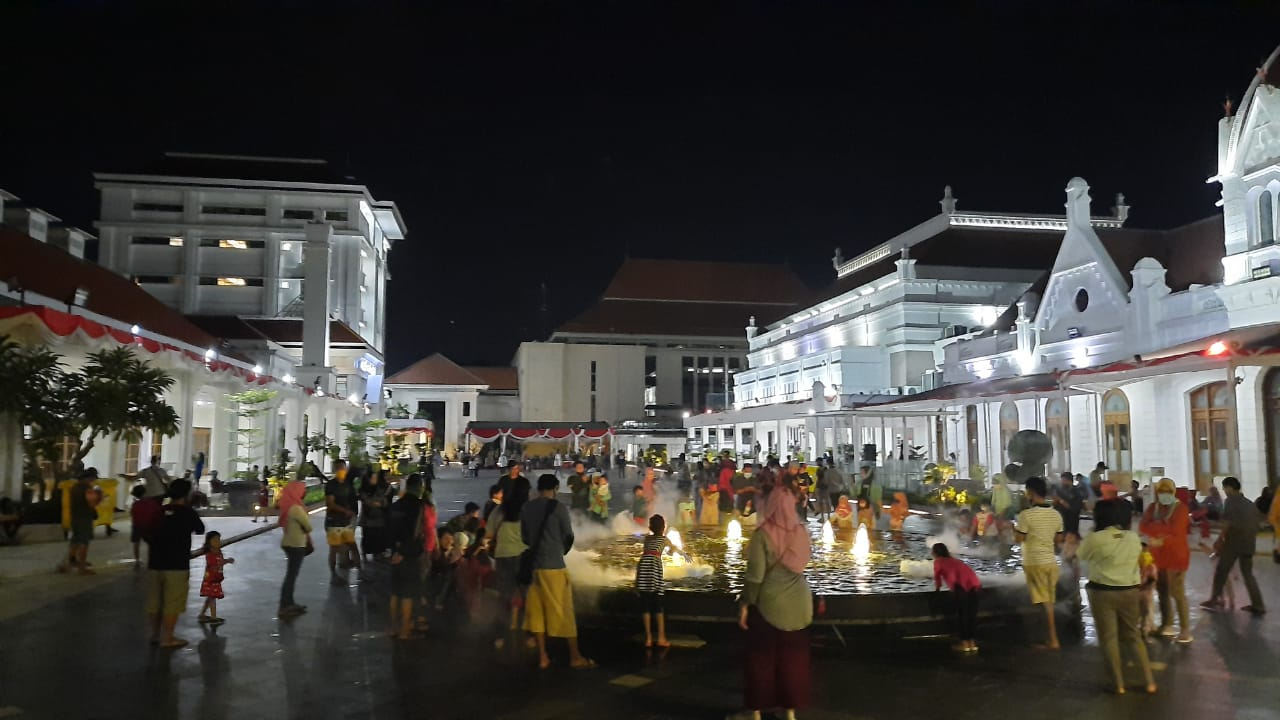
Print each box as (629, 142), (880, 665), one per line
(831, 247), (844, 271)
(1224, 96), (1234, 118)
(940, 185), (957, 214)
(1112, 192), (1129, 224)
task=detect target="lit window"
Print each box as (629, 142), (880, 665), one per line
(281, 242), (293, 251)
(219, 239), (249, 250)
(217, 277), (247, 287)
(280, 280), (291, 289)
(169, 237), (184, 247)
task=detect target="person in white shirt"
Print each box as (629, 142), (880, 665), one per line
(140, 456), (171, 499)
(497, 453), (509, 470)
(1015, 476), (1065, 650)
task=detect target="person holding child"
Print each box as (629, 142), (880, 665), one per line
(635, 514), (671, 648)
(589, 473), (611, 523)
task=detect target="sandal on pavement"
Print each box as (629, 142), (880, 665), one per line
(159, 638), (188, 649)
(570, 658), (598, 670)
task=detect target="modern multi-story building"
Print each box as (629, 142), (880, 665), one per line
(93, 153), (406, 406)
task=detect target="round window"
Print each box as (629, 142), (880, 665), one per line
(1074, 288), (1089, 312)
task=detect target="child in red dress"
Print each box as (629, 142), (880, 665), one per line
(198, 531), (234, 625)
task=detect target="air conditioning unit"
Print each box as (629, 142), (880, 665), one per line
(898, 385), (921, 395)
(943, 324), (970, 339)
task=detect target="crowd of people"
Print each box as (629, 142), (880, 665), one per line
(54, 444), (1279, 714)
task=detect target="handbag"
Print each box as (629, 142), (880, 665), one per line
(517, 499), (558, 586)
(304, 535), (315, 556)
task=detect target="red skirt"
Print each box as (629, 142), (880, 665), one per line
(200, 576), (224, 599)
(744, 607), (810, 711)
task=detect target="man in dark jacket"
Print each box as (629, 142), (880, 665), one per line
(389, 474), (426, 639)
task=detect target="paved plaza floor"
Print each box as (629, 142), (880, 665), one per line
(1, 468), (1277, 720)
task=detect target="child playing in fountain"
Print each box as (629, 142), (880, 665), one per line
(632, 486), (649, 528)
(635, 514), (671, 648)
(699, 480), (720, 526)
(888, 492), (910, 532)
(971, 503), (997, 545)
(832, 494), (855, 531)
(589, 473), (611, 524)
(932, 543), (981, 653)
(856, 497), (875, 530)
(677, 492), (696, 529)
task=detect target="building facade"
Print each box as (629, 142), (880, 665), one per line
(93, 153), (406, 409)
(384, 354), (519, 456)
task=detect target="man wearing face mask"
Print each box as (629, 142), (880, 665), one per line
(1138, 478), (1193, 643)
(732, 462), (758, 518)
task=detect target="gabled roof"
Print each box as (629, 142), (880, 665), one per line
(600, 258), (809, 305)
(465, 366), (518, 391)
(386, 353), (486, 386)
(555, 258), (809, 338)
(0, 226), (218, 350)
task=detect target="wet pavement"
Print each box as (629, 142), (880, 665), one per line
(1, 467), (1277, 720)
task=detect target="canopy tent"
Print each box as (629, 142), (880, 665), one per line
(464, 421), (613, 453)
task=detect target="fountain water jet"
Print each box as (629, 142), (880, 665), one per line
(725, 519), (743, 541)
(821, 520), (835, 548)
(851, 525), (870, 563)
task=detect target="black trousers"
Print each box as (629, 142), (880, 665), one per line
(953, 589), (979, 641)
(280, 547), (307, 609)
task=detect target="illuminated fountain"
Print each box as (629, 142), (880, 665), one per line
(575, 505), (1077, 629)
(850, 525), (870, 563)
(725, 519), (743, 542)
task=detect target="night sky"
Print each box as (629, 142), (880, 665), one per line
(4, 1), (1280, 371)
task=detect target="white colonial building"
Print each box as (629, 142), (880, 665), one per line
(384, 354), (519, 456)
(685, 187), (1133, 463)
(733, 47), (1280, 499)
(93, 153), (406, 409)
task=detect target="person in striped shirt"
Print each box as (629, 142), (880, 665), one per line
(1015, 476), (1065, 650)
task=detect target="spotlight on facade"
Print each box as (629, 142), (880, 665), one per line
(682, 411), (691, 418)
(348, 393), (359, 405)
(282, 374), (295, 384)
(130, 324), (141, 335)
(204, 349), (216, 361)
(251, 364), (263, 375)
(1206, 340), (1229, 356)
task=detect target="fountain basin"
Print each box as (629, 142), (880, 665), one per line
(572, 516), (1080, 628)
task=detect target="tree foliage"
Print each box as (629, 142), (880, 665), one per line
(0, 340), (180, 480)
(341, 418), (387, 468)
(227, 388), (277, 480)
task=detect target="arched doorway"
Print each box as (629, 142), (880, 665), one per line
(1046, 398), (1070, 475)
(965, 405), (979, 470)
(1103, 389), (1132, 485)
(1190, 381), (1237, 492)
(1266, 369), (1280, 490)
(999, 401), (1019, 468)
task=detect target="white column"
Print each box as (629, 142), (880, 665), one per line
(175, 371), (197, 475)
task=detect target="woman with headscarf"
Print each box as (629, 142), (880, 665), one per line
(277, 480), (312, 616)
(1078, 499), (1156, 695)
(832, 494), (855, 531)
(1138, 478), (1192, 643)
(359, 469), (391, 559)
(732, 487), (813, 720)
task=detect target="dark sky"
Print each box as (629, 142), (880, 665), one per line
(4, 1), (1279, 372)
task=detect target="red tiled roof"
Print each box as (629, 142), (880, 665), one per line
(600, 258), (809, 305)
(0, 226), (218, 349)
(386, 353), (486, 386)
(557, 299), (789, 338)
(465, 366), (518, 391)
(556, 258), (809, 337)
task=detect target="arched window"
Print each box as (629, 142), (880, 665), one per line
(1102, 389), (1132, 485)
(999, 401), (1019, 468)
(1045, 398), (1070, 475)
(1265, 369), (1280, 491)
(965, 405), (979, 470)
(1260, 192), (1275, 247)
(1190, 381), (1237, 492)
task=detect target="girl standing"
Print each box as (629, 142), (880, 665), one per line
(932, 543), (981, 653)
(635, 514), (671, 648)
(198, 531), (234, 625)
(278, 480), (312, 617)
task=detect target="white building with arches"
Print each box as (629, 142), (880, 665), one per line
(881, 49), (1280, 498)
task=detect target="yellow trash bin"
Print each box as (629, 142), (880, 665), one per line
(95, 479), (119, 529)
(58, 479), (76, 531)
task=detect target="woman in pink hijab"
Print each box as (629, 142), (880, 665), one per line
(733, 487), (813, 720)
(277, 480), (311, 616)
